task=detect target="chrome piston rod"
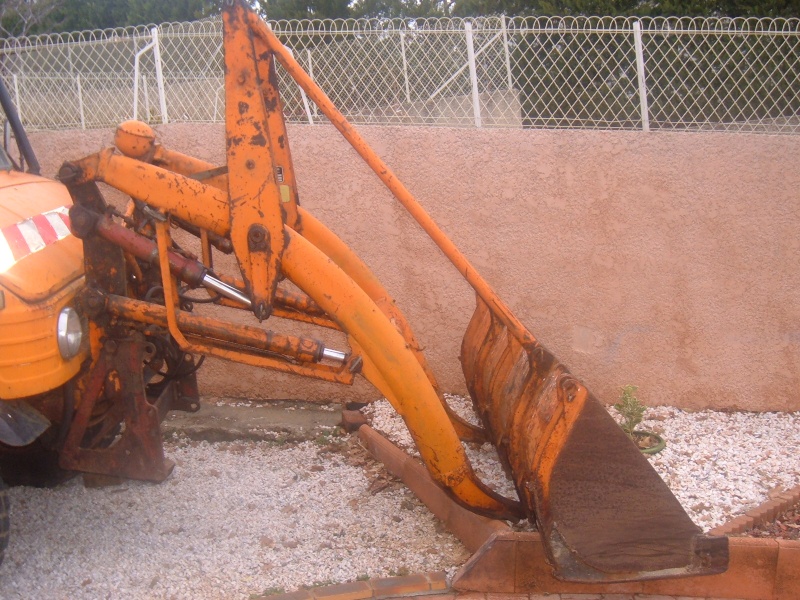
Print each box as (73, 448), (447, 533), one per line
(201, 273), (347, 363)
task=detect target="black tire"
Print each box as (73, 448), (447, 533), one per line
(0, 476), (8, 567)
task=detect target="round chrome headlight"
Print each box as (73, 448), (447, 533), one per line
(56, 307), (83, 359)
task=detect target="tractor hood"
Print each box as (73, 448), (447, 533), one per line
(0, 170), (84, 302)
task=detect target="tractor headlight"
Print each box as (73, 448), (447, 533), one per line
(56, 307), (83, 359)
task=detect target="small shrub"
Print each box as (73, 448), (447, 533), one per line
(614, 384), (646, 439)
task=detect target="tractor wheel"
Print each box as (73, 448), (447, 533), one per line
(0, 475), (9, 566)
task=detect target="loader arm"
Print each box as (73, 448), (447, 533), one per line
(57, 0), (727, 583)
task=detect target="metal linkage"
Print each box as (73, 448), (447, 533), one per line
(67, 204), (349, 366)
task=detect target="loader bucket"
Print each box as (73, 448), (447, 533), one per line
(462, 298), (728, 582)
(236, 4), (728, 581)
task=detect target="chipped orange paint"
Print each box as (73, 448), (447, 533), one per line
(58, 1), (728, 581)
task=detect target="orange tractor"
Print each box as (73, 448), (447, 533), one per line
(0, 75), (92, 565)
(1, 0), (728, 583)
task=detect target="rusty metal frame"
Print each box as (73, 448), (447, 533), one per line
(59, 332), (175, 482)
(56, 0), (729, 582)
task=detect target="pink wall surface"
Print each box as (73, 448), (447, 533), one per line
(30, 124), (800, 411)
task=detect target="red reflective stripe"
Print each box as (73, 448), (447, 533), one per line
(31, 214), (58, 245)
(2, 225), (30, 261)
(59, 211), (71, 229)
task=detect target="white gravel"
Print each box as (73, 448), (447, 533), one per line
(2, 397), (798, 599)
(1, 435), (469, 600)
(641, 405), (800, 530)
(365, 397), (800, 531)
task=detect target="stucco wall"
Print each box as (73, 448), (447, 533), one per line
(29, 124), (800, 411)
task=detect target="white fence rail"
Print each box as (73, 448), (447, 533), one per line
(1, 16), (799, 133)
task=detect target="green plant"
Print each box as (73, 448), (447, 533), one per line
(614, 385), (646, 439)
(252, 587), (285, 598)
(313, 427), (343, 447)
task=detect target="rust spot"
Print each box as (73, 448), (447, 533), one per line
(278, 135), (285, 149)
(268, 65), (280, 88)
(264, 97), (278, 113)
(259, 51), (271, 61)
(156, 172), (165, 180)
(251, 133), (267, 146)
(238, 101), (249, 115)
(227, 136), (244, 149)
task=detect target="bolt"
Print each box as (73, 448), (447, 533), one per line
(71, 211), (88, 228)
(68, 207), (98, 239)
(248, 228), (265, 244)
(56, 163), (80, 183)
(85, 293), (104, 310)
(254, 301), (271, 321)
(245, 159), (256, 170)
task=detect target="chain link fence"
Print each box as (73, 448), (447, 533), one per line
(1, 15), (798, 133)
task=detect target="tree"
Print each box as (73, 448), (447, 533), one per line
(125, 0), (220, 24)
(43, 0), (129, 32)
(0, 0), (65, 37)
(349, 0), (454, 18)
(0, 0), (222, 37)
(5, 0), (798, 39)
(352, 0), (800, 17)
(257, 0), (351, 20)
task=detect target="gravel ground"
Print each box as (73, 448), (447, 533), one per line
(2, 397), (799, 599)
(365, 396), (800, 531)
(1, 434), (469, 600)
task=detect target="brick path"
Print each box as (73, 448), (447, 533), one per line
(451, 593), (741, 600)
(255, 573), (747, 600)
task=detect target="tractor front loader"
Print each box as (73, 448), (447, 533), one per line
(56, 0), (727, 584)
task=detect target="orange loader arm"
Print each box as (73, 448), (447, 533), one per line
(56, 0), (728, 584)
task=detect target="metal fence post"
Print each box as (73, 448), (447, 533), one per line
(288, 48), (314, 125)
(143, 77), (151, 122)
(465, 22), (482, 127)
(134, 31), (157, 121)
(501, 15), (514, 91)
(12, 75), (21, 124)
(76, 75), (85, 129)
(633, 21), (650, 132)
(400, 32), (411, 104)
(306, 49), (318, 117)
(151, 27), (169, 124)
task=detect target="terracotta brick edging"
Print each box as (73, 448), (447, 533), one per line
(355, 425), (800, 600)
(710, 484), (800, 537)
(257, 572), (449, 600)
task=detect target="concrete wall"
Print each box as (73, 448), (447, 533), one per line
(29, 124), (800, 411)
